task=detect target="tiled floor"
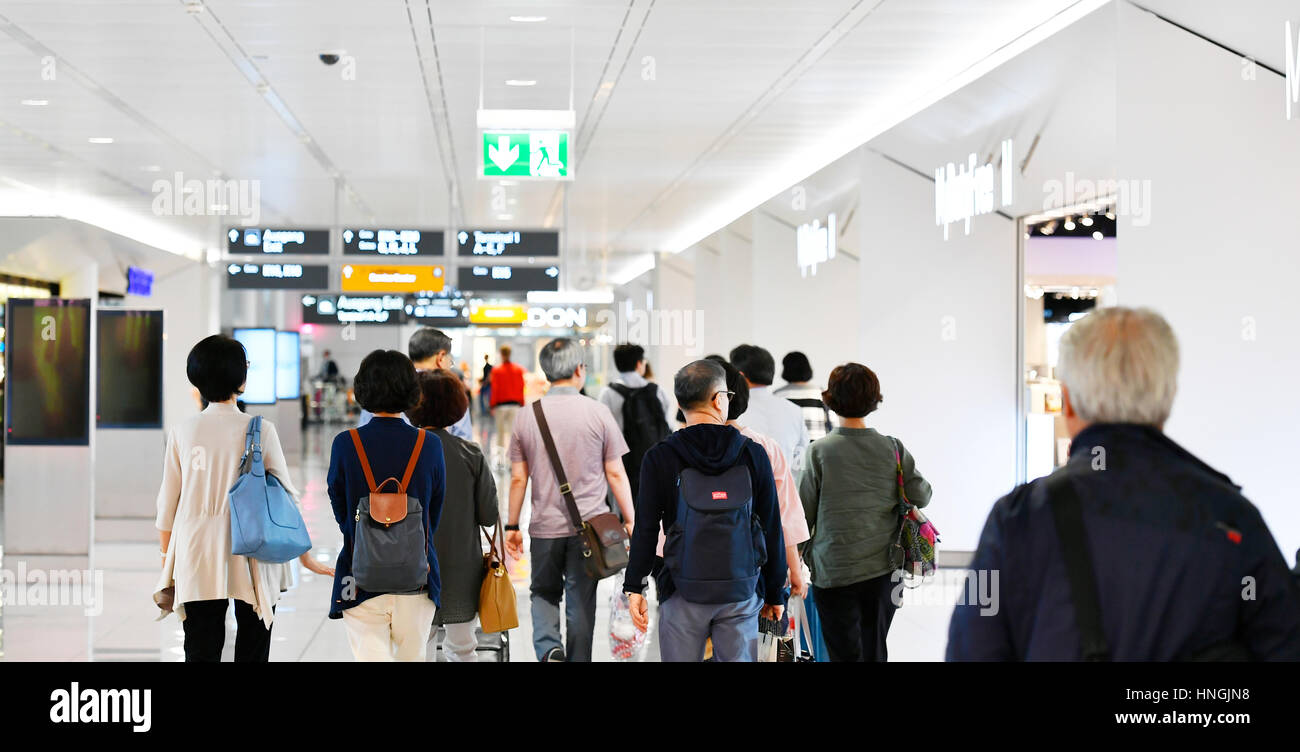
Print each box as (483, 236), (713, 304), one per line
(0, 416), (953, 662)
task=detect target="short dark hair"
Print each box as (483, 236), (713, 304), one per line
(674, 359), (726, 411)
(407, 370), (469, 430)
(613, 343), (646, 373)
(187, 334), (248, 403)
(354, 349), (421, 414)
(409, 327), (452, 364)
(781, 351), (813, 383)
(729, 344), (775, 386)
(823, 363), (882, 418)
(706, 356), (749, 421)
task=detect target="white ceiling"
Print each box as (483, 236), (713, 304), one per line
(0, 0), (1153, 287)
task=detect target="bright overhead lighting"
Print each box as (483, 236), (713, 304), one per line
(20, 99), (48, 106)
(509, 15), (547, 22)
(611, 253), (656, 286)
(659, 0), (1112, 255)
(1080, 215), (1094, 226)
(505, 79), (537, 87)
(528, 290), (615, 305)
(88, 137), (114, 144)
(1063, 217), (1076, 231)
(1092, 231), (1103, 240)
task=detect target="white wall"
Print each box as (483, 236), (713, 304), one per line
(858, 150), (1020, 552)
(1117, 2), (1300, 558)
(155, 261), (215, 431)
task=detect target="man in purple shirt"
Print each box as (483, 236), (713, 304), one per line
(503, 337), (636, 662)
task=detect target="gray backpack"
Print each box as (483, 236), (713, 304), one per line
(347, 428), (430, 593)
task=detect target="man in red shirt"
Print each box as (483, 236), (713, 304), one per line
(489, 344), (526, 462)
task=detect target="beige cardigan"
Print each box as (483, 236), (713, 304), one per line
(154, 402), (297, 627)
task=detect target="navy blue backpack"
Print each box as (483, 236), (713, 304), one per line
(663, 465), (766, 604)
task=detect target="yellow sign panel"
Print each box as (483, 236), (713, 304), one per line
(340, 264), (445, 292)
(469, 304), (527, 325)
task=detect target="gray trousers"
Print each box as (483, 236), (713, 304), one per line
(529, 534), (598, 661)
(658, 593), (763, 662)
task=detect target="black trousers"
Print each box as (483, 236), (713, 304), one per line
(182, 599), (274, 662)
(813, 572), (899, 662)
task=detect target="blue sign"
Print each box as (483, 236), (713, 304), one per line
(126, 266), (154, 296)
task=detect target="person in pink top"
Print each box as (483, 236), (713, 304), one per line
(654, 356), (809, 597)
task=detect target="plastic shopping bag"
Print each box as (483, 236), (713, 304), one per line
(608, 572), (648, 661)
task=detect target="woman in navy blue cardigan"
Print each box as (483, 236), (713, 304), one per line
(327, 349), (446, 661)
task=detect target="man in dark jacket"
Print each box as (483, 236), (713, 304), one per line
(625, 359), (786, 662)
(947, 307), (1300, 660)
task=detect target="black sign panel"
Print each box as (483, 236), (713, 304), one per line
(226, 262), (329, 289)
(301, 294), (406, 325)
(460, 264), (560, 293)
(227, 227), (330, 254)
(343, 228), (444, 257)
(456, 229), (559, 258)
(406, 295), (469, 327)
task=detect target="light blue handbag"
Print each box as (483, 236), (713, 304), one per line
(229, 416), (312, 563)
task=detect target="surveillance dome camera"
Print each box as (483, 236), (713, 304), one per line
(319, 53), (340, 66)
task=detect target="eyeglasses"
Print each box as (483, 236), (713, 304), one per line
(712, 390), (735, 401)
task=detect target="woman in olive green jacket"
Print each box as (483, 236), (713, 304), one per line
(798, 363), (931, 662)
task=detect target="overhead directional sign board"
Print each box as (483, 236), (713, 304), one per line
(480, 131), (571, 180)
(461, 264), (560, 293)
(227, 227), (329, 254)
(343, 228), (443, 256)
(456, 229), (559, 258)
(227, 262), (329, 289)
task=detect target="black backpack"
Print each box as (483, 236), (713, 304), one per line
(610, 383), (670, 495)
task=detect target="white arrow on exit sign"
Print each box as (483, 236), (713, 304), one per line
(487, 135), (520, 172)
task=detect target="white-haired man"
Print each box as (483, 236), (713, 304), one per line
(947, 306), (1300, 660)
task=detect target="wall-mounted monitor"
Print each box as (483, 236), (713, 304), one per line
(456, 229), (558, 258)
(226, 227), (330, 254)
(232, 328), (276, 405)
(97, 309), (164, 428)
(276, 330), (301, 401)
(5, 298), (91, 445)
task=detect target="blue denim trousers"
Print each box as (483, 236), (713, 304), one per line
(529, 534), (599, 661)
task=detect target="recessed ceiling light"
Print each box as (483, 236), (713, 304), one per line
(1080, 215), (1094, 226)
(1092, 231), (1104, 240)
(140, 165), (161, 172)
(88, 137), (114, 144)
(20, 99), (48, 106)
(509, 15), (547, 22)
(505, 79), (537, 87)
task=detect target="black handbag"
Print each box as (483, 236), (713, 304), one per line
(532, 400), (629, 579)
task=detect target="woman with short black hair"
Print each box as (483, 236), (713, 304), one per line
(774, 350), (836, 441)
(407, 370), (499, 661)
(155, 334), (333, 662)
(797, 362), (932, 662)
(327, 349), (447, 661)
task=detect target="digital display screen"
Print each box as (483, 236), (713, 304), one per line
(343, 228), (443, 256)
(276, 330), (301, 400)
(226, 227), (330, 254)
(97, 309), (164, 428)
(226, 262), (329, 290)
(460, 264), (560, 293)
(456, 229), (559, 258)
(406, 295), (468, 326)
(232, 328), (276, 404)
(5, 299), (91, 445)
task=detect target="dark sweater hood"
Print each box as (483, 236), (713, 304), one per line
(664, 423), (748, 473)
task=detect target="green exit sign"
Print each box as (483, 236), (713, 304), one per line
(480, 131), (572, 180)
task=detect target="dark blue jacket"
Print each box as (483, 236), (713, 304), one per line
(624, 423), (786, 606)
(947, 423), (1300, 660)
(326, 418), (446, 619)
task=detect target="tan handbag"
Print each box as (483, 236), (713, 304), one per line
(478, 519), (518, 633)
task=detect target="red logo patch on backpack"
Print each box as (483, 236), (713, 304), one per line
(712, 491), (728, 500)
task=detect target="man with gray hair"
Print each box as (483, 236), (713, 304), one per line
(948, 307), (1300, 660)
(503, 337), (636, 662)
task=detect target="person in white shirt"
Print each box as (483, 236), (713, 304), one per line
(774, 350), (837, 442)
(730, 344), (810, 475)
(598, 343), (672, 433)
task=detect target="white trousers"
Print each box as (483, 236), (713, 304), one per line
(342, 594), (436, 662)
(493, 404), (519, 453)
(442, 619), (480, 663)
